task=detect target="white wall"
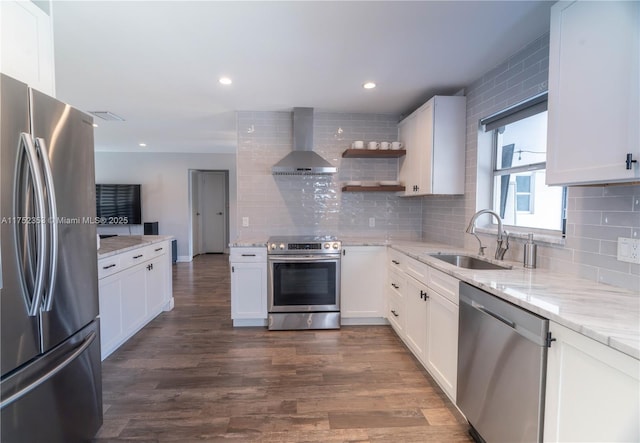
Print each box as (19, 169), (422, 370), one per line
(95, 152), (237, 261)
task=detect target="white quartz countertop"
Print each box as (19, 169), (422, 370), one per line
(389, 241), (640, 360)
(98, 235), (174, 258)
(230, 237), (639, 359)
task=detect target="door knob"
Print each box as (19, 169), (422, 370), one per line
(217, 212), (223, 215)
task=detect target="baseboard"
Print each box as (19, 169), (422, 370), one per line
(233, 319), (268, 327)
(163, 297), (175, 311)
(177, 255), (192, 263)
(341, 317), (389, 326)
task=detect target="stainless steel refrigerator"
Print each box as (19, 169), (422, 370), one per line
(0, 74), (102, 442)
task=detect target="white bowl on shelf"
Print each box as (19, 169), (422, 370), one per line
(379, 180), (400, 186)
(345, 181), (362, 186)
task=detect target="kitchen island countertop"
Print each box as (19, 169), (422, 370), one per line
(98, 235), (174, 258)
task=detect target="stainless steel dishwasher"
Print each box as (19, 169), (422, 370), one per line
(457, 282), (551, 443)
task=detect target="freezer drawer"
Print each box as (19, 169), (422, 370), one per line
(0, 320), (103, 443)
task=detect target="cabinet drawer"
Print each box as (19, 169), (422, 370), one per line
(428, 267), (459, 305)
(388, 269), (405, 297)
(406, 256), (429, 284)
(98, 255), (121, 279)
(119, 247), (149, 269)
(146, 242), (168, 259)
(388, 248), (406, 272)
(387, 290), (404, 334)
(230, 247), (267, 263)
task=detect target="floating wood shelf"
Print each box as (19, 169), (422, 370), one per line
(342, 185), (406, 192)
(342, 149), (407, 158)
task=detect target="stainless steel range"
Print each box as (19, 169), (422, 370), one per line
(267, 235), (341, 330)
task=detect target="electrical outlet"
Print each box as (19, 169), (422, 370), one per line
(242, 217), (249, 227)
(369, 217), (375, 228)
(617, 237), (640, 264)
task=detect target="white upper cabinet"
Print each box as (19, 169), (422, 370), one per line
(398, 95), (466, 196)
(546, 1), (640, 185)
(0, 1), (56, 96)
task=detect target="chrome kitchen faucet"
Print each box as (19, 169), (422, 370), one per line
(466, 209), (509, 260)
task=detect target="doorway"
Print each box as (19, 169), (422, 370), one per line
(189, 170), (229, 256)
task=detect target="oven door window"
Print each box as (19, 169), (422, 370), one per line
(272, 261), (337, 308)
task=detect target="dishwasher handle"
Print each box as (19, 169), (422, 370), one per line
(472, 301), (516, 329)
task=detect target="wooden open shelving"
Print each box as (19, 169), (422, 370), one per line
(342, 149), (406, 158)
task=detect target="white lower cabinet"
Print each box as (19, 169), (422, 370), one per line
(424, 289), (458, 401)
(97, 275), (123, 357)
(146, 255), (169, 316)
(98, 240), (173, 360)
(404, 276), (428, 362)
(230, 247), (267, 326)
(386, 249), (459, 402)
(120, 265), (148, 335)
(544, 322), (640, 442)
(341, 246), (386, 323)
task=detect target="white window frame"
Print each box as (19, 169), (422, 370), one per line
(481, 92), (567, 237)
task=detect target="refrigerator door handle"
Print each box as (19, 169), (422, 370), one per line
(0, 331), (96, 409)
(35, 137), (58, 312)
(15, 133), (48, 316)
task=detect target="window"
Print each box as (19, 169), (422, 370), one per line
(481, 93), (566, 232)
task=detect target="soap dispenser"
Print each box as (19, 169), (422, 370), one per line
(524, 233), (537, 269)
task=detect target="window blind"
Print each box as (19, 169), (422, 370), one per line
(481, 92), (548, 132)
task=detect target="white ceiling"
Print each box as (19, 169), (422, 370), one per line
(52, 1), (552, 154)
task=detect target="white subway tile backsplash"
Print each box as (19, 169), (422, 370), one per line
(237, 110), (419, 240)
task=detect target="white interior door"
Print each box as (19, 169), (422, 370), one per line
(190, 170), (201, 257)
(200, 172), (226, 253)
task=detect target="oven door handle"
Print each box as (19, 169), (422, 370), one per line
(268, 255), (340, 262)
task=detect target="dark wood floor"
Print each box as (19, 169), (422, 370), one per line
(95, 254), (472, 442)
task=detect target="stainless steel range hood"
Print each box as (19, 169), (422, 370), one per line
(272, 107), (337, 175)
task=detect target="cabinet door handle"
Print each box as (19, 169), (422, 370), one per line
(241, 254), (256, 257)
(146, 263), (153, 271)
(626, 153), (637, 170)
(133, 254), (143, 259)
(155, 247), (163, 252)
(391, 260), (400, 265)
(102, 264), (116, 270)
(391, 283), (399, 289)
(390, 310), (399, 317)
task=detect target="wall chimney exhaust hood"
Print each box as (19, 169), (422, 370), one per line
(272, 107), (337, 175)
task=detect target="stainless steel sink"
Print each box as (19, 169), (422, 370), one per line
(429, 254), (512, 270)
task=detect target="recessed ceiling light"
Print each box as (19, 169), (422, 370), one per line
(219, 77), (233, 85)
(363, 82), (376, 89)
(139, 143), (147, 147)
(92, 123), (99, 128)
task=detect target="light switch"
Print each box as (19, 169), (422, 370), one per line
(369, 217), (375, 228)
(242, 217), (249, 227)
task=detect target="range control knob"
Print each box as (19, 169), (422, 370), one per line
(270, 243), (276, 250)
(324, 243), (330, 249)
(279, 243), (285, 250)
(332, 243), (339, 250)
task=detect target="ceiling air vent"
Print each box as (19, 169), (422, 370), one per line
(89, 111), (126, 121)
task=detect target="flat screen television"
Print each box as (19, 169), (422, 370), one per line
(95, 184), (142, 225)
